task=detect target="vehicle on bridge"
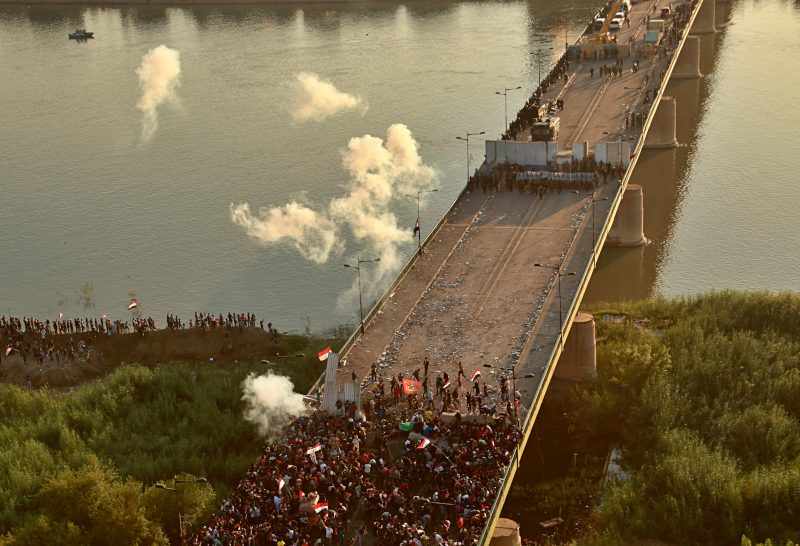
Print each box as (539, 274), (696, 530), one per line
(530, 117), (560, 142)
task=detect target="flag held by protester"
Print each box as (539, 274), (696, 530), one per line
(318, 347), (331, 361)
(402, 378), (422, 394)
(313, 502), (328, 513)
(417, 438), (431, 450)
(470, 369), (481, 382)
(306, 443), (322, 455)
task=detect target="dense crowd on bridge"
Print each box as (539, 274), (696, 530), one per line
(191, 406), (519, 546)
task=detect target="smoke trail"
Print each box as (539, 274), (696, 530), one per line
(136, 45), (181, 141)
(230, 124), (436, 303)
(241, 373), (306, 436)
(230, 201), (339, 264)
(293, 72), (365, 122)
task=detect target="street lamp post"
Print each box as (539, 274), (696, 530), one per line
(455, 132), (485, 185)
(406, 189), (439, 252)
(155, 477), (208, 542)
(530, 47), (554, 87)
(495, 86), (522, 133)
(572, 191), (609, 268)
(343, 258), (381, 335)
(533, 263), (576, 349)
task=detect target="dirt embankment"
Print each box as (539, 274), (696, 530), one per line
(1, 326), (282, 390)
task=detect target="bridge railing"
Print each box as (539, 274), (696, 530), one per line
(477, 1), (705, 543)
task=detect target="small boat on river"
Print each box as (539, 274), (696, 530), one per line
(68, 29), (94, 39)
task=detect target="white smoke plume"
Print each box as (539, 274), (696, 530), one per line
(293, 72), (365, 122)
(230, 124), (436, 302)
(136, 45), (181, 141)
(230, 201), (339, 264)
(241, 373), (306, 436)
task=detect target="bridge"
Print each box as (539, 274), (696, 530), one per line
(314, 0), (722, 542)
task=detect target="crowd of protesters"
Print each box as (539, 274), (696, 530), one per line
(191, 400), (519, 546)
(0, 310), (278, 370)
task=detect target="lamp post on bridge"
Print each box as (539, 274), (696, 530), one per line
(572, 191), (609, 269)
(456, 132), (485, 185)
(343, 258), (381, 335)
(531, 47), (554, 87)
(533, 263), (576, 350)
(406, 189), (439, 254)
(495, 86), (521, 134)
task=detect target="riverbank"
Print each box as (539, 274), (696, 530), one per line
(1, 326), (340, 391)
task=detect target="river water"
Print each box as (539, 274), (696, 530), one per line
(1, 0), (798, 331)
(0, 0), (593, 330)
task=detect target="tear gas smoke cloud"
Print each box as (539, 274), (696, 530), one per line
(136, 45), (181, 141)
(241, 373), (306, 436)
(293, 72), (365, 122)
(230, 124), (436, 304)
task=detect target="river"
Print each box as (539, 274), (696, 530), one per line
(0, 0), (593, 330)
(1, 0), (799, 332)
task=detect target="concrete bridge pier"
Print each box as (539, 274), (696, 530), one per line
(691, 0), (716, 34)
(491, 519), (522, 546)
(644, 96), (678, 149)
(673, 36), (701, 78)
(555, 312), (597, 381)
(606, 185), (648, 247)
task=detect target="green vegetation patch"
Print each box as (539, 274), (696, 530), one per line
(0, 335), (340, 544)
(553, 291), (800, 545)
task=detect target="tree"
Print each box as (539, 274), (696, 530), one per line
(1, 456), (167, 546)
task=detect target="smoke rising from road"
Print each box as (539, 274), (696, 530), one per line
(241, 373), (306, 436)
(293, 72), (365, 122)
(136, 45), (181, 141)
(230, 123), (436, 303)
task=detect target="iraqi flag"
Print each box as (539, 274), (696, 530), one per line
(413, 218), (420, 236)
(318, 347), (331, 361)
(102, 314), (107, 319)
(433, 464), (444, 472)
(299, 491), (305, 500)
(307, 443), (322, 455)
(417, 438), (431, 450)
(442, 380), (451, 389)
(278, 478), (285, 491)
(128, 300), (137, 310)
(485, 425), (493, 435)
(59, 312), (63, 319)
(491, 438), (496, 449)
(313, 502), (329, 513)
(5, 347), (11, 356)
(470, 369), (481, 382)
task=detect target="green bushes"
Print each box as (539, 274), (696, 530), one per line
(0, 334), (340, 543)
(579, 291), (800, 545)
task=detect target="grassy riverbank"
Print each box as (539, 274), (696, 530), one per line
(510, 291), (800, 545)
(0, 334), (340, 545)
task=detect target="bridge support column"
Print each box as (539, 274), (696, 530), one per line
(606, 185), (647, 246)
(491, 518), (522, 546)
(691, 0), (716, 34)
(673, 36), (701, 78)
(556, 312), (596, 381)
(644, 96), (678, 149)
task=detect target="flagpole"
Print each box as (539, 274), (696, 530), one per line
(407, 189), (438, 256)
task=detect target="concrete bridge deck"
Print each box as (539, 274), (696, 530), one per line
(337, 0), (678, 414)
(323, 0), (709, 542)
